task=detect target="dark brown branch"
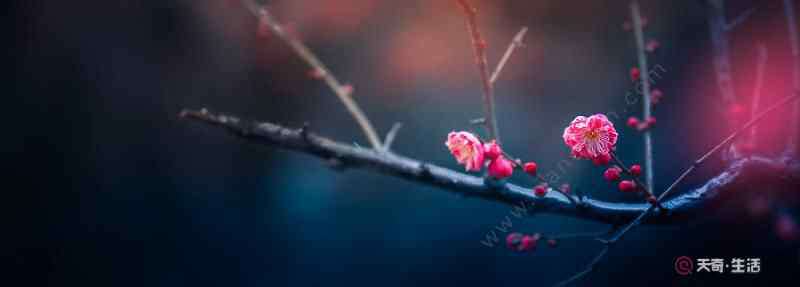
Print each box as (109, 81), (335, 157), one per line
(455, 0), (500, 142)
(179, 108), (800, 227)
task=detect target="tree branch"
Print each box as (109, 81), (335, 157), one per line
(179, 108), (800, 227)
(241, 0), (383, 149)
(455, 0), (501, 142)
(631, 1), (655, 195)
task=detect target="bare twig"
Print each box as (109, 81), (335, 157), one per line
(784, 0), (800, 156)
(725, 7), (757, 31)
(748, 45), (768, 144)
(552, 245), (610, 287)
(631, 1), (655, 195)
(707, 0), (737, 106)
(455, 0), (501, 143)
(382, 122), (404, 152)
(240, 0), (383, 149)
(490, 27), (528, 84)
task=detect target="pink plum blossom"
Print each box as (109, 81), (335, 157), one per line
(563, 114), (619, 160)
(445, 131), (485, 172)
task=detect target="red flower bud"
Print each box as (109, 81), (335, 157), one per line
(519, 235), (537, 251)
(533, 185), (548, 197)
(630, 165), (642, 177)
(592, 153), (611, 166)
(523, 162), (538, 176)
(506, 232), (523, 249)
(488, 157), (514, 179)
(604, 167), (622, 181)
(619, 180), (637, 192)
(627, 117), (640, 129)
(483, 140), (503, 160)
(630, 67), (641, 82)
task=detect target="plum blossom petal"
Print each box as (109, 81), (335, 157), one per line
(445, 131), (485, 172)
(563, 114), (618, 160)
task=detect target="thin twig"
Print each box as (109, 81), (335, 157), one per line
(241, 0), (383, 149)
(490, 27), (528, 84)
(784, 0), (800, 156)
(382, 122), (404, 152)
(748, 44), (768, 144)
(455, 0), (501, 143)
(552, 245), (610, 287)
(631, 1), (655, 196)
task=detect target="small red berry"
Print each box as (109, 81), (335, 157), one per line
(630, 165), (642, 177)
(604, 167), (622, 181)
(519, 235), (537, 251)
(484, 140), (503, 160)
(630, 67), (641, 82)
(619, 180), (637, 192)
(547, 239), (558, 248)
(506, 232), (523, 249)
(523, 162), (538, 176)
(533, 185), (548, 197)
(488, 157), (514, 179)
(627, 117), (640, 128)
(592, 153), (611, 166)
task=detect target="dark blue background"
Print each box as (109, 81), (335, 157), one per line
(12, 0), (800, 286)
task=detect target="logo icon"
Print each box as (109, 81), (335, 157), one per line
(675, 256), (693, 275)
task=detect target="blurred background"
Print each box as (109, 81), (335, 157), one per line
(11, 0), (800, 286)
